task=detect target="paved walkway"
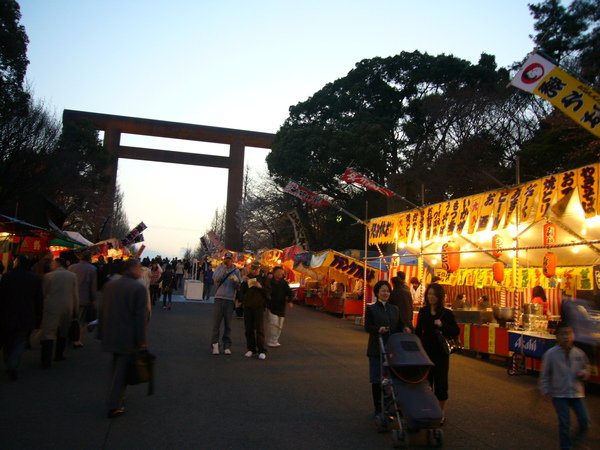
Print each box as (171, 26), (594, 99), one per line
(1, 298), (599, 449)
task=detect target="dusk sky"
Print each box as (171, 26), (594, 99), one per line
(18, 0), (537, 258)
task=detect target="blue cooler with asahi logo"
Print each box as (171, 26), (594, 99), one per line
(508, 331), (556, 358)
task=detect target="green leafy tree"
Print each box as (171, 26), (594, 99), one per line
(0, 0), (29, 121)
(518, 0), (600, 179)
(529, 0), (599, 87)
(54, 122), (114, 240)
(267, 51), (539, 249)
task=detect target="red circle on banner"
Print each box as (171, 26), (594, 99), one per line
(521, 63), (545, 84)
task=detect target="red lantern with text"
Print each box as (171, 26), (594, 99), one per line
(441, 242), (460, 273)
(491, 234), (503, 258)
(543, 223), (557, 247)
(492, 261), (505, 283)
(543, 252), (557, 278)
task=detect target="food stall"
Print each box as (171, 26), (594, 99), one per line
(292, 249), (386, 316)
(368, 163), (600, 383)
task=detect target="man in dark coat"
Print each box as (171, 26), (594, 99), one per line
(0, 255), (43, 380)
(240, 262), (268, 359)
(390, 271), (414, 330)
(98, 259), (148, 418)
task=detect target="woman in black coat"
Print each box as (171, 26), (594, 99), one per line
(414, 283), (459, 424)
(364, 280), (409, 415)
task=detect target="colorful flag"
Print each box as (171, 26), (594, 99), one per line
(511, 52), (600, 138)
(283, 181), (331, 208)
(121, 222), (147, 246)
(340, 168), (395, 198)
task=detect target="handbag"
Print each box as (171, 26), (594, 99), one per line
(436, 329), (461, 355)
(68, 319), (80, 342)
(127, 350), (156, 395)
(435, 309), (462, 355)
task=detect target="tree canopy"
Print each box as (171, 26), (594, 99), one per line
(263, 1), (599, 251)
(0, 0), (29, 122)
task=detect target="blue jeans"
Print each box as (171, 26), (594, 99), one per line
(162, 291), (172, 307)
(552, 397), (590, 449)
(211, 298), (234, 348)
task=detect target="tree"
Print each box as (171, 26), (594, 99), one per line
(519, 0), (600, 179)
(0, 97), (61, 208)
(267, 51), (540, 245)
(0, 1), (119, 242)
(54, 121), (113, 240)
(110, 183), (130, 240)
(0, 0), (29, 122)
(529, 0), (599, 87)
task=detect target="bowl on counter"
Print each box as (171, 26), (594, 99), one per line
(493, 306), (515, 327)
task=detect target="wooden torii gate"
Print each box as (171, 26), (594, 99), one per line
(62, 109), (274, 251)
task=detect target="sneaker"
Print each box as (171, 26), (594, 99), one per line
(267, 342), (281, 348)
(258, 353), (266, 360)
(224, 348), (232, 355)
(244, 351), (254, 358)
(107, 407), (126, 419)
(212, 343), (219, 355)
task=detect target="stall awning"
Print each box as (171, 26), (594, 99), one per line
(293, 249), (385, 286)
(369, 163), (600, 269)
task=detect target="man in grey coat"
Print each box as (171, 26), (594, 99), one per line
(98, 259), (148, 418)
(68, 250), (97, 348)
(210, 252), (240, 355)
(40, 258), (79, 368)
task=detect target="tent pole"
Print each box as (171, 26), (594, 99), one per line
(362, 201), (368, 325)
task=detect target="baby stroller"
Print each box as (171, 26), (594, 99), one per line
(375, 333), (444, 448)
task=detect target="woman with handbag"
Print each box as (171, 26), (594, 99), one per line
(414, 283), (459, 424)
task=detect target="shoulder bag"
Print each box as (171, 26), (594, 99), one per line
(435, 309), (461, 355)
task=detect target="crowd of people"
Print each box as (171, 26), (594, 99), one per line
(1, 254), (593, 446)
(0, 249), (296, 418)
(209, 252), (294, 359)
(365, 272), (592, 449)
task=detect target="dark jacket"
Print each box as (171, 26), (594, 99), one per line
(267, 278), (293, 317)
(0, 266), (43, 334)
(364, 300), (404, 357)
(159, 270), (176, 293)
(240, 274), (267, 309)
(390, 281), (413, 330)
(98, 274), (148, 353)
(414, 306), (460, 361)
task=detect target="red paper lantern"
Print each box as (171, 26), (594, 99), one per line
(492, 261), (505, 283)
(543, 223), (557, 247)
(441, 241), (460, 273)
(543, 252), (557, 278)
(491, 234), (503, 258)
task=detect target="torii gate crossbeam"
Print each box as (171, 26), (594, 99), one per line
(63, 109), (274, 251)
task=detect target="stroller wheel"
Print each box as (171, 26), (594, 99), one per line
(374, 413), (389, 433)
(392, 429), (408, 448)
(427, 428), (444, 447)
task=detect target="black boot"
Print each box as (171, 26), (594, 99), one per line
(54, 337), (66, 361)
(371, 383), (382, 414)
(41, 340), (54, 369)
